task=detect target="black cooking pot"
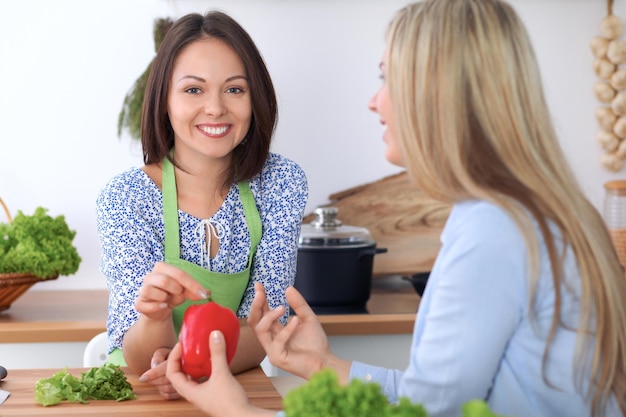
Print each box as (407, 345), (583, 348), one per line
(294, 207), (387, 314)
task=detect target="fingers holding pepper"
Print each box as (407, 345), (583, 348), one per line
(136, 262), (210, 320)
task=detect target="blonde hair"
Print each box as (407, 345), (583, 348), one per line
(386, 1), (626, 415)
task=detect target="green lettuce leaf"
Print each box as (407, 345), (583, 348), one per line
(284, 369), (510, 417)
(34, 364), (136, 406)
(34, 368), (86, 406)
(81, 363), (136, 401)
(0, 207), (81, 278)
(283, 369), (427, 417)
(462, 399), (508, 417)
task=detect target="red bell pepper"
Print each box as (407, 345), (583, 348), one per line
(179, 301), (240, 379)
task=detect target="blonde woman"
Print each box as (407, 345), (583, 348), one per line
(166, 1), (626, 416)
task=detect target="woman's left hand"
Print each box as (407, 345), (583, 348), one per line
(166, 331), (275, 417)
(138, 347), (181, 400)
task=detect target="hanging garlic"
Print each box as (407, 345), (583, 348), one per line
(617, 138), (626, 158)
(608, 39), (626, 64)
(594, 2), (626, 170)
(615, 116), (626, 138)
(591, 36), (610, 58)
(595, 58), (617, 79)
(599, 130), (620, 151)
(601, 14), (624, 39)
(611, 68), (626, 89)
(595, 81), (617, 102)
(597, 107), (618, 130)
(601, 152), (625, 171)
(612, 92), (626, 115)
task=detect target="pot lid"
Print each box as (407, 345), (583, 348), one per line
(299, 206), (375, 248)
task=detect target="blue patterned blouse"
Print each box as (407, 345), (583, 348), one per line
(96, 153), (308, 352)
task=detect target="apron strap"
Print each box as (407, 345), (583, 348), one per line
(237, 180), (262, 268)
(162, 156), (262, 266)
(162, 157), (180, 263)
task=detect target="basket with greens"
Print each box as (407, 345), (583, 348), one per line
(0, 197), (81, 311)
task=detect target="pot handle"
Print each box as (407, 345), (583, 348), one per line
(359, 247), (388, 257)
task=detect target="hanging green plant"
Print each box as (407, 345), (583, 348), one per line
(117, 17), (174, 140)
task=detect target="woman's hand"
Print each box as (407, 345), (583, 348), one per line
(135, 262), (210, 322)
(249, 283), (348, 381)
(167, 331), (275, 417)
(124, 262), (210, 375)
(138, 347), (181, 400)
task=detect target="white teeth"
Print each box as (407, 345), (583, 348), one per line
(200, 125), (228, 135)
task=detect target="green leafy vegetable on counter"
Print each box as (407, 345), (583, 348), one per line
(283, 369), (509, 417)
(462, 399), (508, 417)
(0, 207), (81, 278)
(34, 364), (136, 406)
(284, 369), (426, 417)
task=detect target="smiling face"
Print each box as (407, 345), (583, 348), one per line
(368, 50), (405, 168)
(167, 37), (252, 163)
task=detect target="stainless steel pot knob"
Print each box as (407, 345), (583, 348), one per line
(312, 207), (342, 229)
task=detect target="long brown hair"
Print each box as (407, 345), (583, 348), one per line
(387, 1), (626, 415)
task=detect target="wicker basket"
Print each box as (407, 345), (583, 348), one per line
(0, 198), (58, 311)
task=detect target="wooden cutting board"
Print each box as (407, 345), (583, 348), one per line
(303, 171), (451, 277)
(0, 366), (282, 416)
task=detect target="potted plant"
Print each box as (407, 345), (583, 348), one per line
(117, 17), (174, 140)
(0, 197), (81, 311)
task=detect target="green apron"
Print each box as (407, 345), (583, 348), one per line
(108, 157), (261, 366)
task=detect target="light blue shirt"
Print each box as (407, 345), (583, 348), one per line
(349, 200), (597, 417)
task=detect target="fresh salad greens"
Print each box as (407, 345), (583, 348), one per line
(0, 207), (81, 278)
(34, 364), (136, 406)
(283, 369), (508, 417)
(462, 400), (508, 417)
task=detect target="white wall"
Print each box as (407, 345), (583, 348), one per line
(0, 0), (623, 291)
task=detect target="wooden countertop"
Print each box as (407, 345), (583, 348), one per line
(0, 290), (108, 343)
(318, 275), (420, 335)
(0, 276), (420, 343)
(0, 366), (282, 416)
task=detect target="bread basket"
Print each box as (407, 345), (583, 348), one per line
(0, 197), (58, 311)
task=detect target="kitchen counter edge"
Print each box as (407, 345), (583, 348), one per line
(0, 285), (419, 343)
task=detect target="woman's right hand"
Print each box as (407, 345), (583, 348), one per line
(167, 331), (275, 417)
(135, 261), (210, 322)
(249, 283), (349, 381)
